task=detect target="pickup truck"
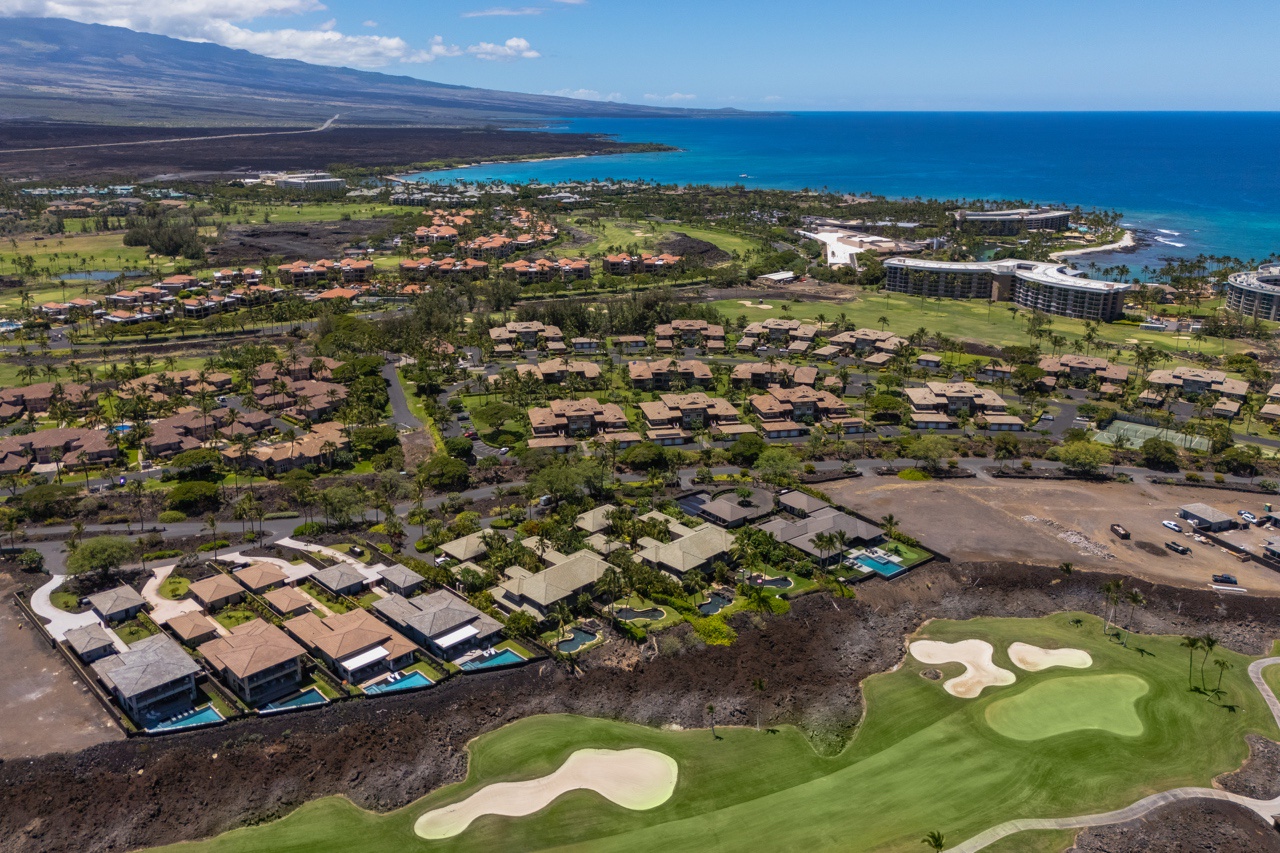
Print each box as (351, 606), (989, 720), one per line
(1212, 574), (1239, 585)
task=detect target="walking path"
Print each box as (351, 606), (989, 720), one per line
(953, 657), (1280, 852)
(139, 565), (200, 625)
(30, 574), (102, 641)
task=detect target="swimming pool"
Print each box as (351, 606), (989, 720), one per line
(856, 553), (906, 578)
(557, 628), (597, 653)
(750, 575), (793, 589)
(365, 671), (434, 694)
(616, 606), (664, 622)
(148, 704), (224, 732)
(698, 592), (732, 615)
(262, 687), (328, 712)
(461, 648), (527, 671)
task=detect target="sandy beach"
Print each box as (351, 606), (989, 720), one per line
(1050, 230), (1136, 260)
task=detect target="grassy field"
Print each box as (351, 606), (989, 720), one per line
(561, 216), (760, 261)
(710, 293), (1252, 360)
(153, 613), (1278, 853)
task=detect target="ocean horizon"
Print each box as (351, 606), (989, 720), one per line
(408, 112), (1280, 273)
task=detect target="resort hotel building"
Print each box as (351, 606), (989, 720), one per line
(952, 208), (1071, 235)
(1225, 264), (1280, 321)
(884, 258), (1131, 321)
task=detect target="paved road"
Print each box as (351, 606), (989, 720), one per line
(382, 360), (423, 431)
(4, 114), (340, 154)
(29, 574), (102, 641)
(952, 657), (1280, 852)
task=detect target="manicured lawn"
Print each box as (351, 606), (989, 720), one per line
(405, 659), (446, 682)
(114, 620), (157, 645)
(50, 590), (85, 612)
(158, 575), (190, 600)
(301, 582), (353, 615)
(213, 608), (258, 630)
(709, 294), (1253, 359)
(153, 613), (1279, 853)
(494, 638), (535, 659)
(878, 540), (931, 569)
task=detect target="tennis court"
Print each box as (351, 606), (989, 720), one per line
(1093, 420), (1209, 452)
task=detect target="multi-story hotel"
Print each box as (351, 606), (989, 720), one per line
(884, 258), (1131, 321)
(1225, 264), (1280, 321)
(952, 208), (1071, 235)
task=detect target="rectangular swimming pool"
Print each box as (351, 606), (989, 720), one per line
(365, 671), (434, 694)
(147, 704), (224, 732)
(262, 687), (328, 712)
(856, 553), (907, 578)
(461, 648), (526, 671)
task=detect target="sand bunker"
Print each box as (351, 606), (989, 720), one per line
(909, 639), (1016, 698)
(1008, 642), (1093, 672)
(414, 748), (678, 839)
(738, 300), (773, 309)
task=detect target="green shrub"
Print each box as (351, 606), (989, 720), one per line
(1184, 472), (1204, 483)
(157, 510), (187, 524)
(489, 518), (515, 530)
(691, 615), (736, 646)
(99, 513), (131, 525)
(197, 539), (230, 552)
(142, 549), (184, 561)
(167, 481), (220, 512)
(898, 468), (932, 481)
(264, 511), (299, 520)
(292, 521), (325, 537)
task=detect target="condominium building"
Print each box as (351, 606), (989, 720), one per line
(488, 320), (564, 348)
(654, 319), (725, 349)
(529, 399), (629, 436)
(627, 358), (713, 390)
(1225, 264), (1280, 321)
(884, 258), (1130, 321)
(953, 208), (1071, 235)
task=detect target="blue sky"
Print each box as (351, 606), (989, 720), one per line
(5, 0), (1280, 109)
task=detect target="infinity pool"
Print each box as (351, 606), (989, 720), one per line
(366, 671), (433, 694)
(698, 592), (732, 615)
(856, 553), (905, 578)
(148, 704), (223, 731)
(557, 628), (598, 653)
(462, 648), (527, 671)
(263, 687), (328, 712)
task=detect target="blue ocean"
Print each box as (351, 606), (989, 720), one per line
(408, 112), (1280, 271)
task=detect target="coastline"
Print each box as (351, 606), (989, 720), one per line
(1049, 230), (1136, 261)
(390, 144), (678, 183)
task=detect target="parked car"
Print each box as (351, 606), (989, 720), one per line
(1212, 574), (1239, 585)
(349, 545), (364, 557)
(1239, 510), (1259, 525)
(1162, 520), (1183, 532)
(463, 429), (478, 439)
(499, 446), (510, 456)
(1165, 541), (1191, 555)
(458, 412), (470, 421)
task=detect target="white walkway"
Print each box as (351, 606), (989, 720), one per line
(140, 565), (200, 625)
(953, 657), (1280, 852)
(30, 574), (102, 641)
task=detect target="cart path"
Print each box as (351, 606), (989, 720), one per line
(952, 657), (1280, 852)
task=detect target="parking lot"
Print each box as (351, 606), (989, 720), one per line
(824, 475), (1280, 595)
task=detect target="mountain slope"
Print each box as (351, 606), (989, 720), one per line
(0, 17), (707, 126)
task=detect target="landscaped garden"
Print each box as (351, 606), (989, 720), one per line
(151, 612), (1277, 853)
(212, 607), (259, 631)
(157, 575), (190, 600)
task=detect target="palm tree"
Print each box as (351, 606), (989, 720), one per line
(880, 513), (899, 539)
(1199, 635), (1218, 690)
(752, 677), (767, 731)
(1213, 658), (1233, 693)
(921, 830), (946, 851)
(706, 703), (718, 739)
(1181, 636), (1201, 689)
(204, 513), (220, 559)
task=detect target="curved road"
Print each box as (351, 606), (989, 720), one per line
(953, 657), (1280, 852)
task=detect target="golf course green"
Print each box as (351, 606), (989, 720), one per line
(984, 674), (1149, 741)
(153, 614), (1279, 853)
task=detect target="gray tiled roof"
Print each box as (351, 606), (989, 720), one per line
(87, 584), (146, 618)
(65, 623), (116, 656)
(92, 634), (200, 699)
(312, 564), (366, 592)
(373, 591), (501, 642)
(377, 563), (424, 588)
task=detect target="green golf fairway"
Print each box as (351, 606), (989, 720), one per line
(985, 674), (1149, 741)
(153, 614), (1279, 853)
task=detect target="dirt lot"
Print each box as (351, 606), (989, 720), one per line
(0, 124), (657, 182)
(0, 573), (122, 761)
(4, 561), (1280, 853)
(826, 475), (1280, 595)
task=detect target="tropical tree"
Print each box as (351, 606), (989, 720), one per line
(1181, 635), (1201, 689)
(921, 830), (946, 851)
(1199, 634), (1219, 690)
(1213, 658), (1233, 692)
(1120, 588), (1146, 647)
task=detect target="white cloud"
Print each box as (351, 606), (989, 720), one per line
(361, 19), (377, 27)
(462, 6), (543, 17)
(543, 88), (622, 102)
(466, 36), (539, 60)
(0, 1), (463, 67)
(643, 92), (696, 102)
